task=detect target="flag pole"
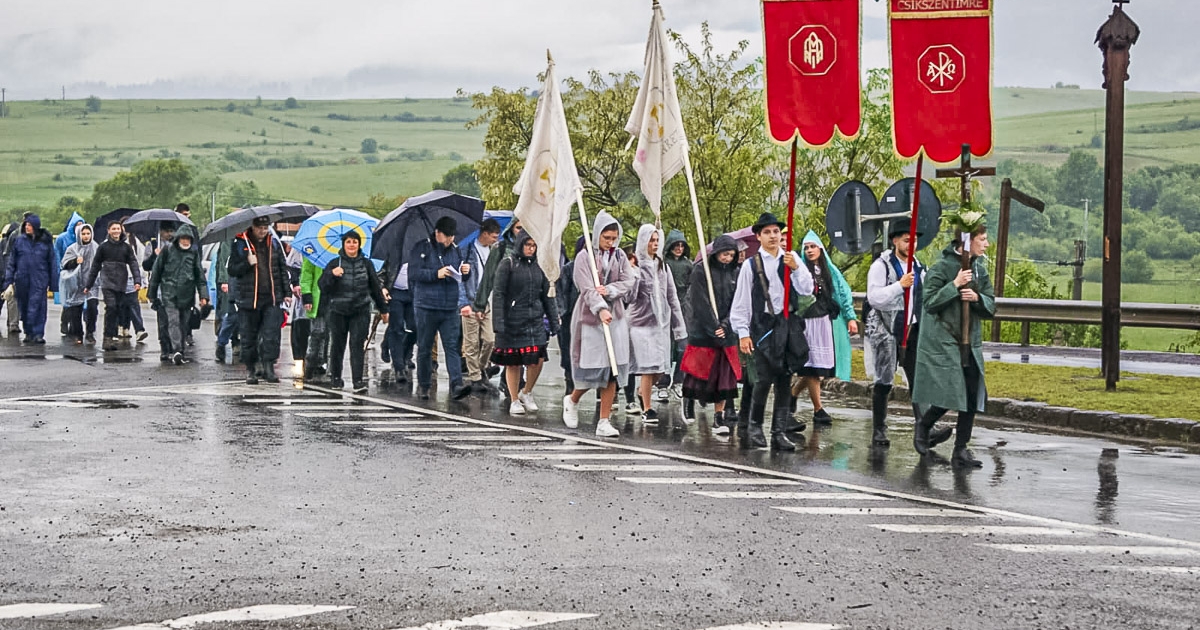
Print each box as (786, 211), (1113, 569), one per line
(900, 153), (924, 357)
(574, 191), (621, 376)
(783, 138), (798, 319)
(681, 154), (719, 320)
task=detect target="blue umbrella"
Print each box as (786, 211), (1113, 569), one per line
(458, 210), (515, 249)
(294, 208), (379, 269)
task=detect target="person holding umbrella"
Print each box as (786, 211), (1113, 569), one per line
(409, 216), (472, 401)
(318, 231), (389, 391)
(227, 216), (292, 384)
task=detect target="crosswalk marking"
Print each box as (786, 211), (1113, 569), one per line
(773, 507), (984, 518)
(295, 412), (429, 418)
(616, 477), (802, 486)
(870, 524), (1088, 536)
(330, 420), (463, 426)
(1104, 566), (1200, 575)
(502, 453), (664, 461)
(105, 604), (353, 630)
(554, 464), (726, 472)
(692, 491), (890, 501)
(699, 623), (840, 630)
(388, 610), (597, 630)
(981, 544), (1200, 557)
(241, 398), (351, 404)
(447, 444), (610, 451)
(268, 405), (391, 411)
(0, 603), (102, 619)
(405, 435), (553, 442)
(363, 427), (507, 433)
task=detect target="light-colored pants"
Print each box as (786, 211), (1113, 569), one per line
(5, 291), (18, 332)
(461, 309), (494, 381)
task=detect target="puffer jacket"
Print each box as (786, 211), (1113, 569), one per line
(227, 232), (290, 309)
(318, 248), (387, 316)
(85, 232), (142, 295)
(493, 232), (559, 348)
(149, 224), (210, 309)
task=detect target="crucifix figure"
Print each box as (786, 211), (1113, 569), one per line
(936, 144), (996, 366)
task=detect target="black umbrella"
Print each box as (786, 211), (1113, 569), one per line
(120, 208), (194, 244)
(92, 208), (150, 241)
(373, 191), (485, 271)
(270, 201), (321, 221)
(199, 205), (285, 245)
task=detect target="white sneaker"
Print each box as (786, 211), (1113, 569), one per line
(655, 387), (669, 402)
(625, 401), (642, 414)
(518, 391), (539, 412)
(641, 409), (660, 425)
(595, 419), (619, 438)
(712, 423), (730, 435)
(509, 400), (526, 415)
(682, 414), (696, 426)
(670, 384), (683, 399)
(562, 395), (579, 429)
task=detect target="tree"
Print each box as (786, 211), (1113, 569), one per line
(1154, 176), (1200, 231)
(284, 97), (299, 109)
(360, 138), (378, 154)
(84, 159), (193, 215)
(1054, 151), (1102, 206)
(1123, 250), (1155, 283)
(432, 163), (482, 197)
(85, 95), (101, 113)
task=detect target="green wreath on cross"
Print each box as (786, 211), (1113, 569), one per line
(941, 201), (988, 234)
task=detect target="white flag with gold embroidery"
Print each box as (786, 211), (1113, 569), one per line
(513, 53), (582, 287)
(625, 0), (688, 219)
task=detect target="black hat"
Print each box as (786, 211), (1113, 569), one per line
(888, 218), (924, 240)
(434, 216), (457, 236)
(751, 212), (786, 234)
(252, 216), (272, 227)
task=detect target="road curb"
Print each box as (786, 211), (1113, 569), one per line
(824, 379), (1197, 445)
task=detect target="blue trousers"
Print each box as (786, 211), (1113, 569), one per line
(387, 297), (417, 372)
(415, 307), (463, 389)
(15, 285), (48, 337)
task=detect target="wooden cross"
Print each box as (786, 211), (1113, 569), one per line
(935, 144), (996, 206)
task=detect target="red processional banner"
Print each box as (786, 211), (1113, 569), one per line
(762, 0), (861, 147)
(889, 0), (994, 161)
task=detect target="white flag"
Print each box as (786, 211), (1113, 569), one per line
(513, 53), (583, 287)
(625, 0), (689, 219)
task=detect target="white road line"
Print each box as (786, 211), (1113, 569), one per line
(0, 603), (102, 619)
(554, 464), (725, 472)
(363, 427), (507, 433)
(330, 420), (463, 426)
(700, 623), (841, 630)
(388, 610), (597, 630)
(240, 398), (344, 403)
(692, 491), (890, 501)
(447, 444), (610, 451)
(268, 405), (391, 412)
(617, 477), (802, 486)
(294, 412), (429, 419)
(981, 544), (1200, 557)
(105, 604), (353, 630)
(871, 524), (1089, 536)
(774, 507), (984, 518)
(1104, 566), (1200, 575)
(405, 435), (553, 442)
(503, 453), (664, 461)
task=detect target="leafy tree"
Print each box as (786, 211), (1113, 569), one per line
(84, 159), (193, 215)
(1126, 168), (1161, 212)
(360, 138), (378, 154)
(1154, 176), (1200, 231)
(85, 95), (101, 113)
(1123, 249), (1155, 283)
(432, 163), (482, 197)
(1054, 151), (1102, 206)
(463, 86), (537, 210)
(284, 97), (299, 109)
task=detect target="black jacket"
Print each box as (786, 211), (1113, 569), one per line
(318, 249), (388, 316)
(686, 235), (739, 349)
(227, 233), (290, 309)
(85, 235), (143, 294)
(493, 233), (559, 349)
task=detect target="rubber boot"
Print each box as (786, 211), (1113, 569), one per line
(952, 447), (983, 468)
(262, 361), (280, 384)
(872, 384), (892, 447)
(745, 404), (768, 449)
(913, 408), (935, 456)
(770, 408), (796, 451)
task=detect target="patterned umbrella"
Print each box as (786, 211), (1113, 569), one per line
(293, 208), (379, 269)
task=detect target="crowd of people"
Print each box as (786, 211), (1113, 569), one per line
(0, 203), (997, 468)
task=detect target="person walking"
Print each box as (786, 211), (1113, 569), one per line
(730, 213), (814, 451)
(491, 232), (559, 415)
(212, 239), (240, 363)
(84, 222), (143, 351)
(54, 214), (85, 334)
(299, 257), (329, 379)
(554, 237), (584, 395)
(227, 216), (292, 384)
(383, 261), (417, 384)
(911, 220), (996, 469)
(3, 215), (58, 344)
(562, 211), (637, 438)
(143, 222), (179, 360)
(409, 216), (471, 401)
(680, 235), (741, 431)
(660, 229), (692, 400)
(318, 231), (389, 392)
(148, 224), (210, 365)
(627, 225), (687, 426)
(790, 231), (858, 427)
(460, 218), (502, 394)
(864, 219), (943, 448)
(60, 223), (99, 344)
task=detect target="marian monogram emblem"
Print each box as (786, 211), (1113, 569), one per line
(918, 45), (966, 94)
(789, 25), (836, 76)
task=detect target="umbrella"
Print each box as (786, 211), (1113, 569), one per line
(92, 208), (142, 239)
(294, 209), (379, 269)
(457, 210), (515, 250)
(373, 190), (486, 270)
(270, 201), (322, 221)
(121, 208), (194, 244)
(199, 205), (284, 245)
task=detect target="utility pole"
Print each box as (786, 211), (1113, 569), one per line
(1097, 0), (1139, 392)
(61, 86), (65, 102)
(1, 88), (6, 118)
(1080, 198), (1091, 243)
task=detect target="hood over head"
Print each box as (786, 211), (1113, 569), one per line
(664, 229), (689, 258)
(708, 234), (739, 264)
(76, 222), (95, 243)
(24, 214), (42, 234)
(512, 230), (537, 262)
(172, 224), (199, 249)
(635, 224), (663, 267)
(590, 209), (623, 251)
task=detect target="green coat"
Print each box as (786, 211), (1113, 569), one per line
(911, 244), (996, 412)
(148, 225), (209, 309)
(300, 258), (324, 318)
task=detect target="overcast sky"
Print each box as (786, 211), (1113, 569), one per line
(2, 0), (1195, 100)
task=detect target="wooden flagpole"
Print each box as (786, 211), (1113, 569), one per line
(682, 155), (719, 319)
(575, 190), (621, 375)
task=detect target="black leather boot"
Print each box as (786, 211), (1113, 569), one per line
(952, 447), (983, 468)
(872, 384), (892, 447)
(913, 409), (935, 455)
(736, 383), (753, 442)
(745, 404), (768, 449)
(262, 362), (279, 384)
(770, 408), (796, 451)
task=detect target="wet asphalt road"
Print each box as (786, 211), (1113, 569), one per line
(2, 314), (1199, 629)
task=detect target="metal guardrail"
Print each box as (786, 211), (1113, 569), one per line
(851, 294), (1200, 345)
